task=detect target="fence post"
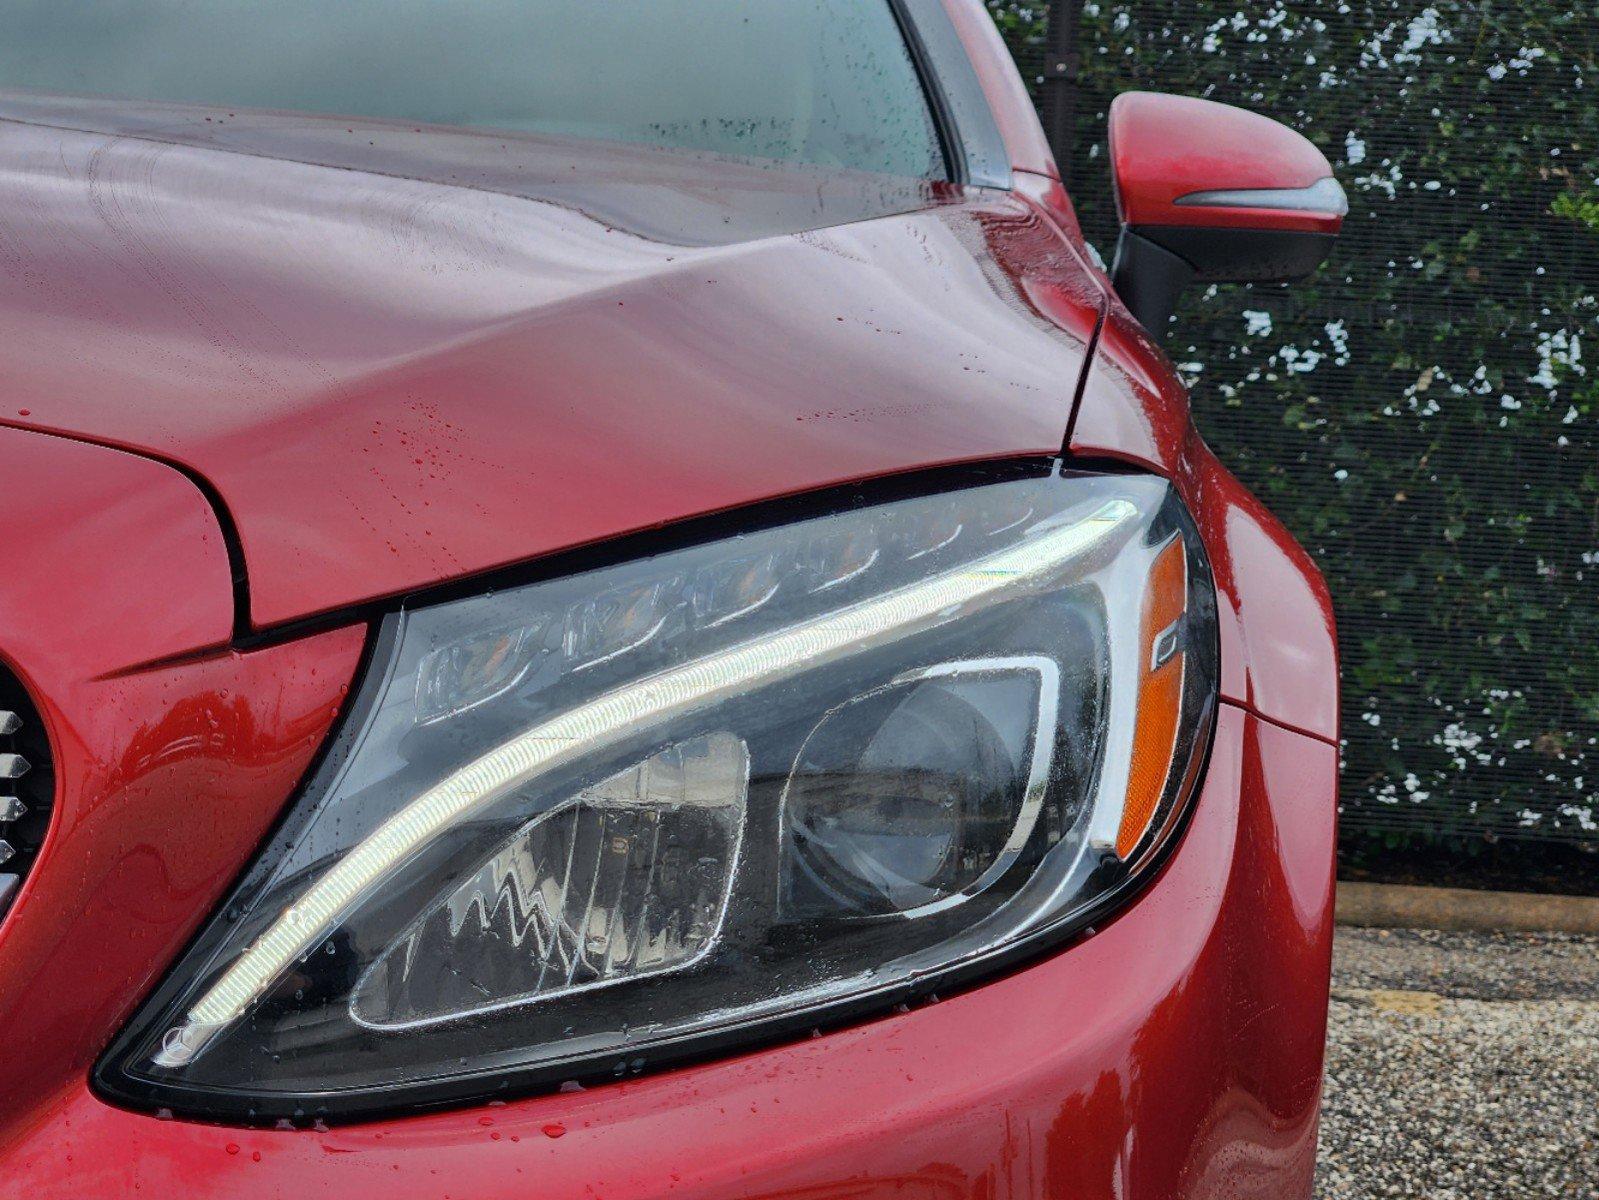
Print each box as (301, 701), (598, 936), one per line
(1040, 0), (1082, 170)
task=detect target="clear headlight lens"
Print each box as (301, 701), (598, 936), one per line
(99, 468), (1217, 1121)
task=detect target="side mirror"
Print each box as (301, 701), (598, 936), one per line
(1108, 91), (1346, 333)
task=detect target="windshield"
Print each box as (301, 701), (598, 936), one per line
(0, 0), (945, 178)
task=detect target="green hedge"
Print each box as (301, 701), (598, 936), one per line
(991, 1), (1599, 853)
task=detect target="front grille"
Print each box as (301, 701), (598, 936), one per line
(0, 666), (53, 915)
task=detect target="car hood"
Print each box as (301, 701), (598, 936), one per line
(0, 96), (1104, 629)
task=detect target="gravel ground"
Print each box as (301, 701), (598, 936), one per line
(1320, 927), (1599, 1199)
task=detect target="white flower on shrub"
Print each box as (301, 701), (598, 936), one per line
(1243, 309), (1273, 337)
(1530, 329), (1583, 391)
(1397, 7), (1449, 62)
(1558, 805), (1597, 832)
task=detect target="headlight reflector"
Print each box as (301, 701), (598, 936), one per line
(354, 731), (750, 1028)
(99, 468), (1217, 1121)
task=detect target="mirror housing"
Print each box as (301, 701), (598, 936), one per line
(1108, 92), (1346, 333)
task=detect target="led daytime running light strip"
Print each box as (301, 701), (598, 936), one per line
(156, 500), (1137, 1067)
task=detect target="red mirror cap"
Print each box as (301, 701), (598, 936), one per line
(1109, 92), (1345, 236)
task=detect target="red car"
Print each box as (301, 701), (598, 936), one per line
(0, 3), (1343, 1197)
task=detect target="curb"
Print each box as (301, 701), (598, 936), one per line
(1336, 881), (1599, 935)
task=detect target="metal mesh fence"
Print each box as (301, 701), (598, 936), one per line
(988, 2), (1599, 853)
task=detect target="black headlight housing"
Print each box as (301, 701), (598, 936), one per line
(97, 465), (1217, 1123)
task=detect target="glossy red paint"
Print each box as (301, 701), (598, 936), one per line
(1071, 304), (1340, 744)
(1110, 92), (1343, 234)
(1010, 168), (1098, 276)
(0, 2), (1343, 1195)
(0, 428), (366, 1138)
(0, 94), (1102, 631)
(0, 426), (234, 670)
(4, 706), (1336, 1200)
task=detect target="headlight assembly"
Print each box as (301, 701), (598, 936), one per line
(97, 467), (1217, 1121)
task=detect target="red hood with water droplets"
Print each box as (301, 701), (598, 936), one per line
(0, 97), (1104, 629)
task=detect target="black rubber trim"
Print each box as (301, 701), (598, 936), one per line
(227, 461), (1066, 657)
(1111, 224), (1338, 334)
(1136, 224), (1338, 286)
(93, 457), (1220, 1126)
(891, 0), (1012, 190)
(1110, 227), (1196, 336)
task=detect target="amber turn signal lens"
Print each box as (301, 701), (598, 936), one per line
(1117, 534), (1188, 858)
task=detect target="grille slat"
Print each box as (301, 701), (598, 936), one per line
(0, 668), (52, 917)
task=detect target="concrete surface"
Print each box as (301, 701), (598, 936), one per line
(1319, 927), (1599, 1198)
